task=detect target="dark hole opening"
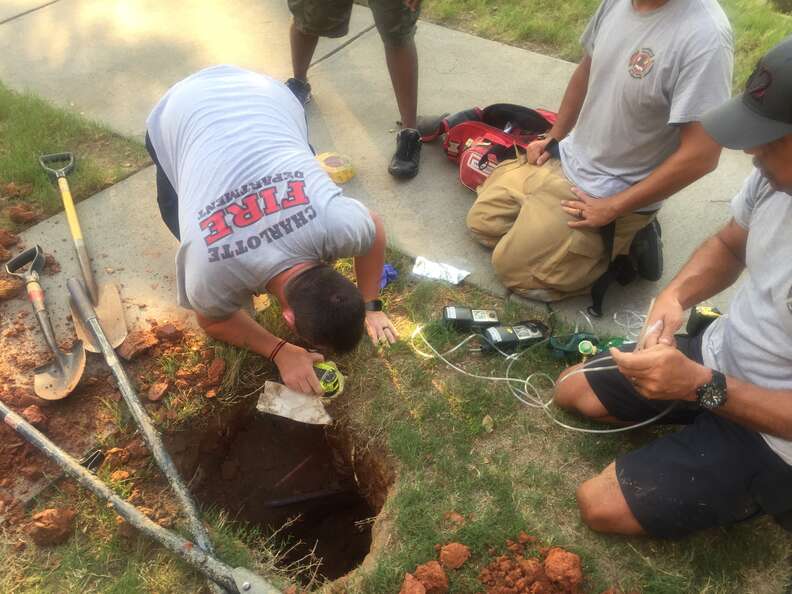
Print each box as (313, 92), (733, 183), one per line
(196, 413), (375, 582)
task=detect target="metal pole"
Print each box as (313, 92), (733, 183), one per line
(0, 399), (240, 592)
(68, 278), (224, 594)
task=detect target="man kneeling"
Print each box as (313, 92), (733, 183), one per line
(146, 65), (397, 396)
(554, 38), (792, 538)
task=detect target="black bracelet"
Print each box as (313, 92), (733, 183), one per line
(269, 339), (288, 362)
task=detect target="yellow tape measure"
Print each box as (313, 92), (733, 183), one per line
(316, 152), (355, 184)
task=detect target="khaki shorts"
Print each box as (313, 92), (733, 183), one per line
(288, 0), (419, 46)
(466, 158), (653, 301)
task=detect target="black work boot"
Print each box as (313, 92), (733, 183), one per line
(285, 78), (312, 105)
(630, 218), (664, 281)
(388, 128), (422, 179)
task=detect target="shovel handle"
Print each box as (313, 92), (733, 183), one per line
(5, 245), (45, 280)
(67, 278), (98, 325)
(39, 152), (74, 179)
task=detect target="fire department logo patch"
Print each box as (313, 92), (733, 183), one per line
(628, 48), (655, 79)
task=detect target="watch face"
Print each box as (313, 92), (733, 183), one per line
(699, 383), (726, 409)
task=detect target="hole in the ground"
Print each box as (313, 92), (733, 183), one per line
(190, 411), (385, 582)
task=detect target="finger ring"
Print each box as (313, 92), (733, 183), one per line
(577, 209), (584, 219)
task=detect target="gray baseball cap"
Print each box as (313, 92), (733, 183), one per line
(703, 35), (792, 150)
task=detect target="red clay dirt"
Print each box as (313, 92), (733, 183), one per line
(0, 229), (20, 248)
(479, 533), (584, 594)
(439, 542), (471, 570)
(6, 203), (42, 225)
(414, 560), (449, 594)
(26, 507), (76, 546)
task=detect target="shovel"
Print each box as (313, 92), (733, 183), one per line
(39, 152), (127, 352)
(6, 246), (85, 400)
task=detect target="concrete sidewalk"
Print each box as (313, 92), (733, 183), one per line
(0, 0), (752, 334)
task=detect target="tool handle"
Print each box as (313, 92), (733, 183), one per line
(56, 176), (99, 303)
(39, 152), (75, 179)
(5, 245), (44, 280)
(67, 278), (98, 325)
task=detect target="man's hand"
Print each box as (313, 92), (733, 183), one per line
(526, 136), (555, 166)
(403, 0), (420, 11)
(610, 345), (710, 401)
(643, 293), (685, 348)
(275, 343), (325, 395)
(561, 188), (620, 229)
(365, 311), (399, 346)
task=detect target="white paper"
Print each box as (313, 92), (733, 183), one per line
(412, 256), (470, 285)
(256, 381), (332, 425)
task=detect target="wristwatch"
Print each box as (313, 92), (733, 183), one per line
(364, 299), (383, 312)
(696, 369), (728, 410)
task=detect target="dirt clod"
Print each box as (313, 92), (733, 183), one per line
(0, 245), (11, 262)
(400, 572), (428, 594)
(124, 438), (149, 460)
(544, 548), (583, 593)
(117, 330), (159, 360)
(439, 542), (470, 570)
(6, 203), (41, 224)
(21, 405), (47, 428)
(27, 508), (76, 546)
(0, 229), (19, 247)
(415, 560), (448, 594)
(2, 182), (33, 199)
(153, 323), (183, 342)
(43, 253), (60, 275)
(0, 273), (24, 301)
(443, 511), (466, 528)
(104, 447), (130, 468)
(206, 357), (226, 387)
(147, 381), (169, 402)
(110, 470), (131, 482)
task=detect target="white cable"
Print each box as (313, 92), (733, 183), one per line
(411, 325), (677, 434)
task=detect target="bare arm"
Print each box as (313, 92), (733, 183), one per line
(548, 54), (592, 141)
(612, 347), (792, 441)
(644, 218), (747, 347)
(565, 122), (722, 228)
(196, 310), (324, 395)
(353, 211), (399, 344)
(528, 55), (591, 165)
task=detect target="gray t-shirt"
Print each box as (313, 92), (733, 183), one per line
(146, 66), (375, 319)
(559, 0), (733, 211)
(702, 169), (792, 465)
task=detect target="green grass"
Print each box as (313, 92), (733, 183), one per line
(2, 252), (790, 591)
(0, 81), (149, 234)
(420, 0), (792, 92)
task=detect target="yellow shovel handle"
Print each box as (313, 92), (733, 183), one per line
(58, 177), (83, 242)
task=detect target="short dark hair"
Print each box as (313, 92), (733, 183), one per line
(285, 265), (365, 352)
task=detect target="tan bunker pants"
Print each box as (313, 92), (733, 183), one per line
(466, 159), (653, 301)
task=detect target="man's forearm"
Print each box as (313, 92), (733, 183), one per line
(716, 375), (792, 441)
(197, 310), (281, 358)
(354, 212), (386, 302)
(548, 55), (591, 140)
(661, 222), (745, 309)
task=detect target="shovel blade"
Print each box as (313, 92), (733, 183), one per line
(33, 341), (86, 400)
(71, 282), (127, 352)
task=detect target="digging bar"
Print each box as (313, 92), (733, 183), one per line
(0, 398), (279, 594)
(39, 152), (127, 352)
(6, 246), (85, 400)
(67, 277), (226, 594)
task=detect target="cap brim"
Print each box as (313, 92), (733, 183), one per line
(702, 95), (792, 150)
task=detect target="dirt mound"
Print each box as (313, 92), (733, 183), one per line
(415, 560), (449, 594)
(27, 508), (76, 546)
(479, 533), (583, 594)
(439, 542), (471, 570)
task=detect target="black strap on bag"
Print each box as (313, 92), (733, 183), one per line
(588, 222), (637, 318)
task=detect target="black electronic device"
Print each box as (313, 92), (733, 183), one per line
(442, 305), (500, 331)
(482, 321), (547, 352)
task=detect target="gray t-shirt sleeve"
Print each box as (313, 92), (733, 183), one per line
(321, 196), (376, 261)
(730, 168), (764, 230)
(579, 0), (613, 55)
(668, 44), (733, 125)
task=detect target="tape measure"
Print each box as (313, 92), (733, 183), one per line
(316, 152), (355, 184)
(314, 361), (344, 399)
